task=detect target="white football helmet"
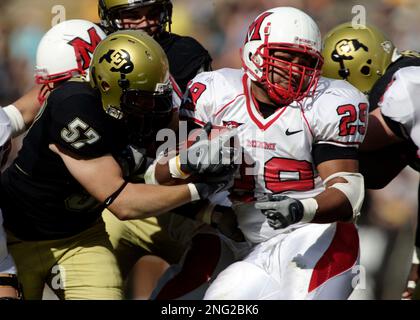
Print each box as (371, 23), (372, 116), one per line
(241, 7), (324, 105)
(35, 19), (106, 103)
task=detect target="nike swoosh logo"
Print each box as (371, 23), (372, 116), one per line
(285, 129), (303, 136)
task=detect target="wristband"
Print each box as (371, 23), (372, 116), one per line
(300, 198), (318, 223)
(187, 183), (200, 201)
(413, 246), (420, 265)
(144, 162), (158, 185)
(169, 155), (190, 179)
(407, 280), (417, 290)
(3, 104), (25, 137)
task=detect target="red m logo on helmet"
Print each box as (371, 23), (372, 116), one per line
(68, 27), (102, 70)
(246, 12), (272, 42)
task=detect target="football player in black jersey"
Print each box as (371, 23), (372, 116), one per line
(0, 31), (232, 300)
(322, 22), (420, 300)
(96, 1), (234, 298)
(98, 0), (212, 93)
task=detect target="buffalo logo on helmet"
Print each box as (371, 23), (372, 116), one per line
(330, 39), (369, 79)
(99, 48), (134, 73)
(68, 27), (103, 70)
(333, 39), (368, 59)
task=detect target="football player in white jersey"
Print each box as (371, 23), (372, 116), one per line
(149, 7), (368, 300)
(0, 86), (43, 299)
(323, 23), (420, 300)
(0, 106), (19, 299)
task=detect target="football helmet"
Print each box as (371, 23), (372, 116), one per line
(98, 0), (172, 35)
(89, 30), (172, 123)
(322, 22), (400, 94)
(35, 19), (106, 104)
(241, 7), (323, 105)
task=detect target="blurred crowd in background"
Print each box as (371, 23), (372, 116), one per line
(0, 0), (419, 299)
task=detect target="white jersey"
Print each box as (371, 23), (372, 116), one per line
(170, 74), (183, 112)
(378, 66), (420, 156)
(0, 107), (14, 273)
(0, 107), (11, 159)
(181, 68), (368, 243)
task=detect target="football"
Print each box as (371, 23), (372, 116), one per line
(185, 124), (233, 149)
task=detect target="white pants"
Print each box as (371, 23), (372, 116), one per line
(204, 222), (359, 300)
(0, 212), (17, 274)
(151, 226), (251, 300)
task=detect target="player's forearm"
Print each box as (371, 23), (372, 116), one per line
(146, 158), (194, 186)
(312, 160), (364, 223)
(311, 187), (354, 223)
(154, 161), (177, 185)
(108, 183), (193, 220)
(12, 85), (42, 127)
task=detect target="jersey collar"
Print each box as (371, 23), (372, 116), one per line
(242, 74), (288, 131)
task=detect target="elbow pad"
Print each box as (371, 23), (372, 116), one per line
(144, 161), (159, 185)
(323, 172), (365, 221)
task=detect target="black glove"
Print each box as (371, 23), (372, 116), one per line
(193, 166), (236, 200)
(115, 144), (147, 178)
(179, 122), (238, 175)
(255, 194), (304, 229)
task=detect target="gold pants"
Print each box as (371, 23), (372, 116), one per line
(102, 209), (204, 280)
(7, 218), (123, 300)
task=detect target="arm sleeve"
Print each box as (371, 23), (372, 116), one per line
(49, 94), (110, 158)
(312, 144), (358, 166)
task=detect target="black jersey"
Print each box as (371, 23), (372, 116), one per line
(0, 80), (128, 240)
(156, 32), (212, 93)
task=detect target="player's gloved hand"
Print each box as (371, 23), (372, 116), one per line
(179, 122), (238, 176)
(191, 166), (236, 201)
(115, 144), (147, 178)
(255, 194), (304, 229)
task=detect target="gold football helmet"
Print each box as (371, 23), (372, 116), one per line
(98, 0), (172, 34)
(89, 30), (172, 121)
(322, 22), (399, 94)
